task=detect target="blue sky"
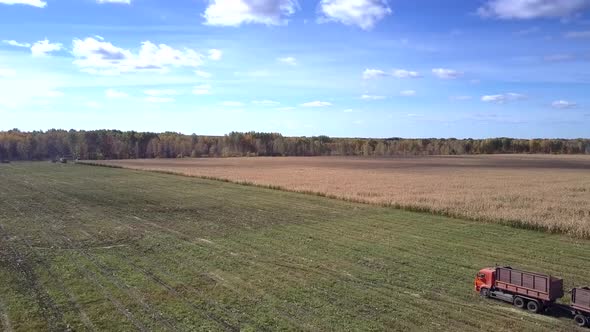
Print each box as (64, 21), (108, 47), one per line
(0, 0), (589, 138)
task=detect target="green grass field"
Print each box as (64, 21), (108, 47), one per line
(0, 162), (589, 331)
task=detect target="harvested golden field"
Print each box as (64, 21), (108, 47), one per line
(92, 155), (590, 237)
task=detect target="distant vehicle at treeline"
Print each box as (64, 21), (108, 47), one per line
(1, 129), (589, 161)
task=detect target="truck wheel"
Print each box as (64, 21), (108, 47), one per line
(574, 314), (587, 327)
(513, 297), (525, 309)
(480, 288), (490, 298)
(526, 300), (540, 313)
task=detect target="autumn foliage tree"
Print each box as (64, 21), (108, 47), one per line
(0, 129), (588, 161)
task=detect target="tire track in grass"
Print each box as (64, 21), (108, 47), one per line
(0, 297), (13, 332)
(1, 189), (99, 331)
(103, 217), (299, 330)
(67, 251), (150, 332)
(115, 254), (241, 332)
(3, 167), (174, 331)
(0, 225), (67, 331)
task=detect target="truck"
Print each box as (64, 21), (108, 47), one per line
(475, 266), (590, 328)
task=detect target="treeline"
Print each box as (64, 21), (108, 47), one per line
(0, 129), (589, 161)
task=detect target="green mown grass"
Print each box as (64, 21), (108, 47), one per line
(0, 162), (589, 331)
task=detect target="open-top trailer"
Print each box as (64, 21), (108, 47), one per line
(475, 266), (590, 328)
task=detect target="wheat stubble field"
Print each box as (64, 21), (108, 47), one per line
(95, 155), (590, 238)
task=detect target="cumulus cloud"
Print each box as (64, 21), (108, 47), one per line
(2, 40), (31, 47)
(72, 37), (204, 75)
(361, 94), (385, 100)
(451, 95), (472, 101)
(144, 89), (179, 96)
(481, 93), (526, 103)
(221, 101), (244, 107)
(432, 68), (462, 79)
(544, 54), (575, 62)
(477, 0), (590, 19)
(301, 101), (332, 107)
(38, 90), (64, 98)
(362, 68), (387, 80)
(145, 97), (174, 103)
(31, 39), (62, 57)
(203, 0), (298, 26)
(0, 68), (16, 77)
(552, 100), (577, 109)
(275, 106), (295, 111)
(208, 49), (222, 60)
(0, 0), (46, 7)
(195, 70), (212, 78)
(85, 101), (101, 109)
(565, 30), (590, 38)
(193, 84), (211, 95)
(392, 69), (420, 78)
(105, 89), (128, 98)
(399, 90), (416, 96)
(252, 100), (280, 106)
(97, 0), (131, 3)
(318, 0), (392, 30)
(278, 56), (297, 65)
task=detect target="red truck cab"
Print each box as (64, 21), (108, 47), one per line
(475, 267), (495, 296)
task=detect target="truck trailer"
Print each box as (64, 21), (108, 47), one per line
(475, 266), (590, 328)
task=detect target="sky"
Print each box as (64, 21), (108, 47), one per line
(0, 0), (589, 138)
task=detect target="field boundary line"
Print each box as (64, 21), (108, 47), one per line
(77, 161), (585, 239)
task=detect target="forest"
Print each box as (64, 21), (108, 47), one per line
(0, 129), (589, 161)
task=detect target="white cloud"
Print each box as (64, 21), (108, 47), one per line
(195, 70), (212, 78)
(544, 54), (575, 62)
(221, 101), (244, 107)
(145, 97), (174, 103)
(361, 94), (385, 100)
(565, 30), (590, 38)
(318, 0), (392, 30)
(38, 90), (64, 98)
(478, 0), (590, 19)
(105, 89), (128, 98)
(432, 68), (462, 79)
(97, 0), (131, 4)
(278, 56), (297, 65)
(515, 26), (540, 35)
(392, 69), (420, 78)
(203, 0), (298, 26)
(552, 100), (577, 109)
(362, 68), (387, 80)
(301, 101), (332, 107)
(234, 69), (273, 78)
(343, 109), (354, 112)
(193, 84), (211, 95)
(481, 93), (526, 103)
(0, 68), (16, 77)
(275, 106), (295, 111)
(31, 39), (62, 57)
(208, 49), (222, 60)
(399, 90), (416, 96)
(252, 100), (280, 106)
(0, 0), (46, 7)
(2, 40), (31, 47)
(450, 95), (472, 101)
(144, 89), (179, 96)
(72, 37), (204, 75)
(86, 101), (101, 109)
